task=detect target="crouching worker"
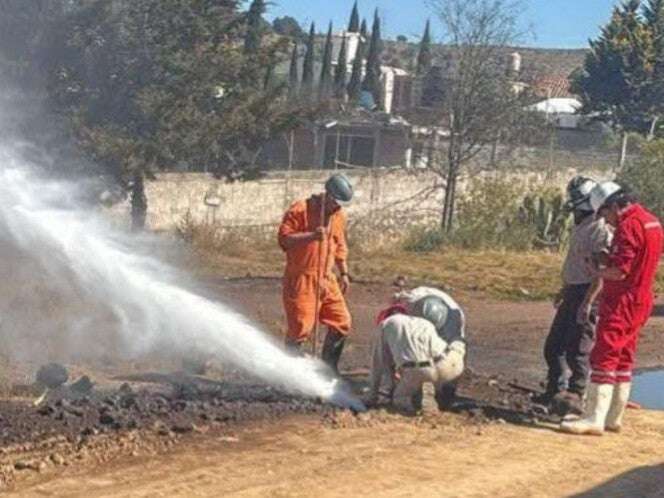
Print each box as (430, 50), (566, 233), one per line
(368, 287), (466, 413)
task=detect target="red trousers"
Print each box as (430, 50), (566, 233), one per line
(590, 292), (653, 384)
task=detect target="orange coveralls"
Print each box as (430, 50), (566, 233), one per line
(278, 195), (352, 344)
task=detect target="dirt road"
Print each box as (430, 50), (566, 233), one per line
(10, 410), (664, 498)
(216, 279), (664, 382)
(3, 280), (664, 496)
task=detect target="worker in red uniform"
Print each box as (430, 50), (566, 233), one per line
(561, 182), (663, 435)
(278, 174), (354, 373)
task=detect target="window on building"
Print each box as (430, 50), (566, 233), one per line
(323, 133), (375, 168)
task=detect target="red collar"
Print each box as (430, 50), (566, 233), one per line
(618, 204), (639, 223)
(376, 304), (409, 325)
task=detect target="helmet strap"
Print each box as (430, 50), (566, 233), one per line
(573, 210), (593, 225)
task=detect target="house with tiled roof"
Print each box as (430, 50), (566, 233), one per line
(531, 75), (576, 99)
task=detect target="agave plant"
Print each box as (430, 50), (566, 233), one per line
(518, 194), (571, 250)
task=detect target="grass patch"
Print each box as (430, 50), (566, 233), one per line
(185, 230), (564, 301)
(177, 213), (283, 278)
(187, 238), (284, 278)
(353, 247), (563, 301)
(178, 217), (664, 302)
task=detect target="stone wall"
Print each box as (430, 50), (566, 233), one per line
(107, 167), (610, 244)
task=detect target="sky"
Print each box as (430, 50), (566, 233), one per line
(264, 0), (621, 49)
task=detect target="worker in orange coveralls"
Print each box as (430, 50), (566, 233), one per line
(561, 182), (663, 435)
(278, 174), (354, 373)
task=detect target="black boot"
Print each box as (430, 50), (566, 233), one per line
(532, 387), (558, 406)
(285, 338), (304, 356)
(436, 382), (458, 411)
(551, 390), (584, 416)
(321, 329), (346, 374)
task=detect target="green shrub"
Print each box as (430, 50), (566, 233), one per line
(453, 176), (533, 250)
(404, 176), (571, 252)
(618, 139), (664, 222)
(517, 193), (572, 250)
(403, 227), (447, 252)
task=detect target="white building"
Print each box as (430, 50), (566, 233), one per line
(331, 31), (364, 63)
(330, 30), (409, 114)
(529, 97), (583, 129)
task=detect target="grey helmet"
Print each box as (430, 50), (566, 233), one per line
(325, 174), (354, 206)
(565, 176), (598, 213)
(412, 296), (450, 331)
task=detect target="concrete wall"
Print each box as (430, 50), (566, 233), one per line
(107, 167), (609, 244)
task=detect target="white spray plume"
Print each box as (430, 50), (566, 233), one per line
(0, 148), (364, 411)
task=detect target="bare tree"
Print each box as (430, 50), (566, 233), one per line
(425, 0), (531, 231)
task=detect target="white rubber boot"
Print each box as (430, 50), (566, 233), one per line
(560, 383), (613, 436)
(605, 382), (632, 433)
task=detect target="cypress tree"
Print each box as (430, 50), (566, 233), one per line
(288, 42), (299, 99)
(360, 18), (368, 40)
(301, 22), (316, 98)
(348, 1), (360, 33)
(244, 0), (266, 55)
(362, 9), (382, 107)
(319, 22), (334, 99)
(334, 35), (348, 99)
(416, 19), (432, 75)
(347, 41), (364, 102)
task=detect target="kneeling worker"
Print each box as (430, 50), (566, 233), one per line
(368, 288), (466, 412)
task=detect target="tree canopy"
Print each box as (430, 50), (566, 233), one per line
(48, 0), (302, 184)
(573, 0), (664, 139)
(36, 0), (307, 228)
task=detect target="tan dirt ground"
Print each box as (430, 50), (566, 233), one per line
(3, 281), (664, 497)
(9, 410), (664, 498)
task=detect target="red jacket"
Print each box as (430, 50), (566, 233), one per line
(604, 204), (663, 301)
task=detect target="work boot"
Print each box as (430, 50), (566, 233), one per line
(285, 338), (305, 356)
(605, 382), (632, 433)
(559, 383), (613, 436)
(435, 382), (458, 411)
(532, 389), (558, 406)
(321, 329), (346, 374)
(551, 391), (584, 416)
(392, 389), (422, 416)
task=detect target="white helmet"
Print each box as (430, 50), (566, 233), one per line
(589, 181), (623, 213)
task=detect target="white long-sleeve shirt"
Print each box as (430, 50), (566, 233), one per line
(369, 314), (466, 398)
(380, 315), (449, 367)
